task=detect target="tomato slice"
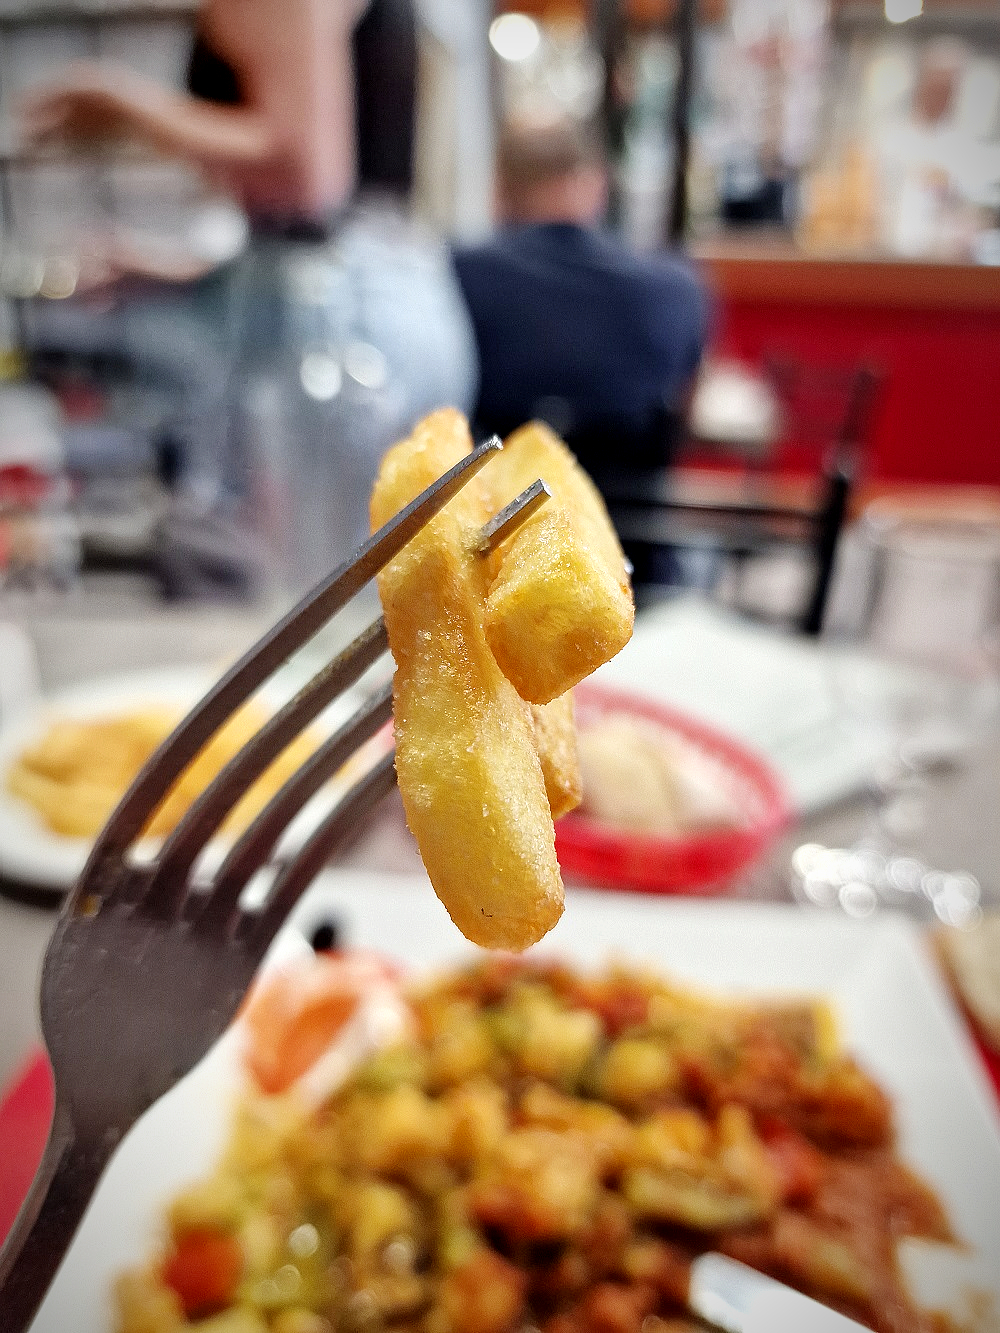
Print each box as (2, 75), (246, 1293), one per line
(242, 950), (400, 1094)
(162, 1229), (243, 1318)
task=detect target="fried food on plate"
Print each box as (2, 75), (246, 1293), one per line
(7, 703), (317, 841)
(7, 709), (177, 838)
(117, 955), (948, 1333)
(148, 704), (317, 840)
(370, 409), (564, 952)
(480, 422), (634, 705)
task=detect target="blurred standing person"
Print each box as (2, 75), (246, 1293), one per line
(452, 115), (709, 487)
(22, 0), (477, 591)
(875, 39), (986, 260)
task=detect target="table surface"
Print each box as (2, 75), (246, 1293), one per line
(2, 591), (999, 1091)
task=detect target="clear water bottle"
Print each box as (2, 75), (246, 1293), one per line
(230, 207), (475, 617)
(236, 240), (406, 603)
(0, 382), (81, 596)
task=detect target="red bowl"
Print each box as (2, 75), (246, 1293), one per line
(555, 683), (791, 896)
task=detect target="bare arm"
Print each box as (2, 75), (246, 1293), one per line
(23, 0), (366, 216)
(21, 61), (276, 169)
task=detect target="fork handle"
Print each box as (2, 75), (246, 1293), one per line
(0, 1099), (118, 1332)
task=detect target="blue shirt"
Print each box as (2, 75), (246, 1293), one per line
(452, 222), (709, 455)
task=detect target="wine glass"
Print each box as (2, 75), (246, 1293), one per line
(791, 513), (1000, 925)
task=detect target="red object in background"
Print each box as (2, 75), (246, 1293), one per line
(981, 1042), (1000, 1098)
(242, 950), (400, 1095)
(712, 298), (1000, 486)
(162, 1229), (243, 1318)
(0, 1053), (54, 1246)
(0, 464), (55, 509)
(554, 684), (791, 895)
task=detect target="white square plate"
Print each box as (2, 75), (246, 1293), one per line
(29, 873), (1000, 1332)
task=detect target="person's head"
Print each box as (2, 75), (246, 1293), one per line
(913, 38), (966, 126)
(495, 115), (608, 226)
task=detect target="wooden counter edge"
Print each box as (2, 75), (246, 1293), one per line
(693, 246), (1000, 313)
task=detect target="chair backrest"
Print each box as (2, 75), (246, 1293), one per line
(596, 360), (885, 635)
(566, 403), (685, 481)
(763, 357), (883, 472)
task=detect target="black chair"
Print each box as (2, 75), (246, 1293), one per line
(594, 362), (883, 636)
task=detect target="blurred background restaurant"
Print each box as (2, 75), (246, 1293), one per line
(0, 0), (994, 617)
(4, 0), (1000, 1299)
(1, 0), (1000, 1165)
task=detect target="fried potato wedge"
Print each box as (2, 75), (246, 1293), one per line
(530, 693), (581, 820)
(370, 409), (564, 951)
(480, 422), (634, 705)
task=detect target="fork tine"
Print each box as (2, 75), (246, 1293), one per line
(478, 479), (552, 553)
(194, 684), (394, 937)
(81, 436), (502, 881)
(243, 749), (398, 951)
(138, 619), (389, 916)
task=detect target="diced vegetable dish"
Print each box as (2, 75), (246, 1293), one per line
(117, 957), (953, 1333)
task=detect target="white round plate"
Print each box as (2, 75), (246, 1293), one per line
(0, 663), (382, 896)
(0, 666), (216, 894)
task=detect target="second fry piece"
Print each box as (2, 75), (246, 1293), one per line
(480, 422), (634, 705)
(371, 410), (564, 952)
(530, 693), (581, 819)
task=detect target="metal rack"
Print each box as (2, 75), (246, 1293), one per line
(0, 0), (199, 351)
(0, 1), (195, 24)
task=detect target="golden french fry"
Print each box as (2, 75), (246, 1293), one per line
(530, 693), (581, 820)
(370, 409), (564, 951)
(6, 763), (122, 839)
(7, 704), (319, 842)
(7, 711), (178, 838)
(480, 422), (634, 705)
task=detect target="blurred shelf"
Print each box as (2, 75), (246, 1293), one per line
(855, 480), (1000, 523)
(833, 0), (999, 10)
(0, 0), (195, 23)
(833, 0), (1000, 29)
(692, 238), (1000, 313)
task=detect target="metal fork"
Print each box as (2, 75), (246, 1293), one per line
(0, 437), (551, 1332)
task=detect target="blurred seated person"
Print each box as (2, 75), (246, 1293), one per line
(452, 115), (709, 482)
(21, 0), (476, 570)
